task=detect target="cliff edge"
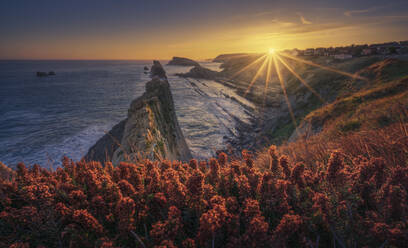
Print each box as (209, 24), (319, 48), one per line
(85, 61), (192, 164)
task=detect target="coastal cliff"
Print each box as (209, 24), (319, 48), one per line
(167, 56), (200, 66)
(85, 61), (191, 164)
(176, 65), (218, 80)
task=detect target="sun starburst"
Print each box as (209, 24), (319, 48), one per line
(227, 49), (368, 136)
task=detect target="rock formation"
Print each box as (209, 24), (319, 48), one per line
(84, 120), (126, 163)
(85, 61), (191, 164)
(167, 56), (200, 66)
(150, 60), (167, 78)
(36, 72), (48, 77)
(176, 65), (218, 80)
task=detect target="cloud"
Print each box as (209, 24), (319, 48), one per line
(344, 7), (379, 17)
(259, 23), (351, 40)
(297, 13), (312, 24)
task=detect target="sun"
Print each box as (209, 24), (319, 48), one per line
(268, 48), (276, 55)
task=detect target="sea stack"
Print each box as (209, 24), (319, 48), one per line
(36, 71), (48, 77)
(85, 61), (191, 164)
(150, 60), (167, 78)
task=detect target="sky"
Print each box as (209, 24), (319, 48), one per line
(1, 0), (408, 60)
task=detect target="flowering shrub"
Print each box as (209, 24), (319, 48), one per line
(0, 145), (407, 247)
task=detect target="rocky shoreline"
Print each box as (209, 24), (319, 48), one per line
(176, 61), (273, 154)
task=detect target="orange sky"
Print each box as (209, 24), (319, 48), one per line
(1, 1), (408, 60)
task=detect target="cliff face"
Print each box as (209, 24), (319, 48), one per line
(85, 61), (191, 164)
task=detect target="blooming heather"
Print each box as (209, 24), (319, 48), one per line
(0, 148), (406, 247)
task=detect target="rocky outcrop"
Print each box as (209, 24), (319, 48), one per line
(84, 120), (126, 163)
(176, 65), (218, 80)
(167, 57), (200, 67)
(36, 71), (56, 77)
(36, 72), (48, 77)
(85, 61), (191, 164)
(150, 60), (167, 78)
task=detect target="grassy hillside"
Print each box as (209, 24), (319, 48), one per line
(300, 76), (408, 138)
(257, 57), (408, 144)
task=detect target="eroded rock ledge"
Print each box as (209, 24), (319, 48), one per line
(85, 61), (191, 164)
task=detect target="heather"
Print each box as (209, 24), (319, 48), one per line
(1, 127), (407, 247)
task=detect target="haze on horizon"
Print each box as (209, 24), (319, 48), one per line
(1, 0), (408, 60)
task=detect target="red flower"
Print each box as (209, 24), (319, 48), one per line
(55, 202), (71, 217)
(268, 145), (279, 172)
(243, 198), (262, 222)
(117, 179), (136, 197)
(189, 159), (198, 170)
(279, 155), (291, 179)
(9, 242), (29, 248)
(72, 209), (103, 234)
(272, 214), (302, 245)
(186, 170), (204, 205)
(326, 151), (347, 185)
(290, 163), (305, 187)
(150, 206), (183, 243)
(242, 215), (270, 247)
(218, 152), (228, 167)
(69, 189), (88, 208)
(116, 197), (136, 233)
(182, 238), (196, 248)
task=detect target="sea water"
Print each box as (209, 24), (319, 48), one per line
(0, 60), (253, 167)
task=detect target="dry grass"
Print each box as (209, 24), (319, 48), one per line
(255, 122), (408, 169)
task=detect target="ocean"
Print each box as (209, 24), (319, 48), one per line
(0, 60), (253, 167)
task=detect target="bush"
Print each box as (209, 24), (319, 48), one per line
(1, 141), (407, 247)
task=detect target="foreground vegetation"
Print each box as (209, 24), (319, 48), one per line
(1, 121), (407, 248)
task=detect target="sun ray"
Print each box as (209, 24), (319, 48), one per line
(231, 54), (267, 78)
(263, 56), (273, 107)
(244, 56), (269, 97)
(279, 52), (368, 81)
(275, 54), (325, 103)
(273, 56), (299, 136)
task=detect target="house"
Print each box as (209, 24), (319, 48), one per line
(361, 48), (373, 56)
(304, 48), (314, 56)
(315, 48), (325, 56)
(377, 47), (391, 55)
(400, 40), (408, 47)
(334, 54), (353, 60)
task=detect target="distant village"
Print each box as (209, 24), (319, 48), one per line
(284, 40), (408, 60)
